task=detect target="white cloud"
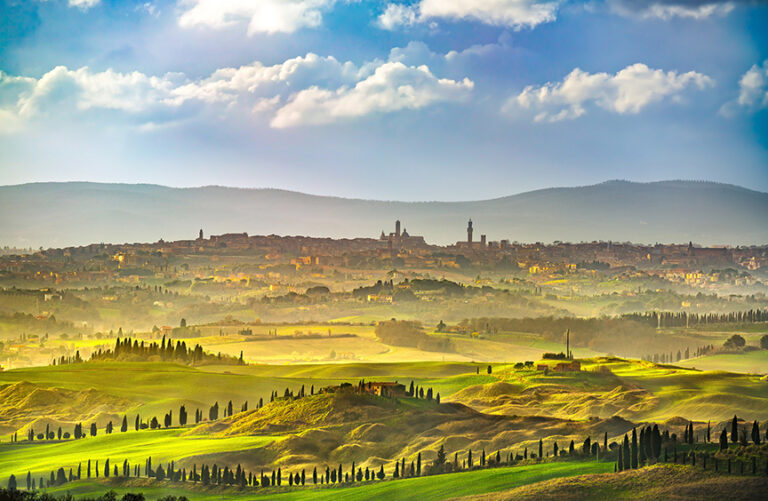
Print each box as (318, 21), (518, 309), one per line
(271, 62), (473, 128)
(378, 4), (419, 29)
(607, 0), (738, 20)
(15, 66), (181, 118)
(171, 53), (364, 105)
(68, 0), (100, 9)
(0, 51), (472, 132)
(720, 60), (768, 116)
(505, 63), (713, 122)
(177, 0), (337, 34)
(736, 61), (768, 109)
(378, 0), (560, 30)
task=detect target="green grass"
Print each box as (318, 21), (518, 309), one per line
(0, 428), (278, 480)
(0, 362), (348, 418)
(42, 460), (614, 500)
(677, 350), (768, 374)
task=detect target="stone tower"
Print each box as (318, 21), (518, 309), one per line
(467, 219), (473, 245)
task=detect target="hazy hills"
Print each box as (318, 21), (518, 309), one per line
(1, 180), (766, 248)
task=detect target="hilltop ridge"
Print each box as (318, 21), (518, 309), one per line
(1, 180), (766, 247)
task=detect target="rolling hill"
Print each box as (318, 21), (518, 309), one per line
(1, 180), (766, 248)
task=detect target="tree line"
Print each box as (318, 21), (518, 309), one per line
(622, 309), (768, 328)
(53, 335), (245, 366)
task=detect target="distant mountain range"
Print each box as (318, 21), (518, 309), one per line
(1, 180), (766, 248)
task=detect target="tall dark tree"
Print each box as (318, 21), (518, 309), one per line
(622, 434), (630, 469)
(179, 405), (187, 426)
(90, 423), (97, 437)
(617, 445), (624, 471)
(752, 421), (761, 445)
(631, 428), (638, 469)
(651, 424), (662, 459)
(121, 416), (128, 432)
(719, 428), (728, 450)
(731, 415), (738, 443)
(7, 474), (16, 491)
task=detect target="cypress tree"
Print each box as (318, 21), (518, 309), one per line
(539, 440), (543, 460)
(631, 428), (638, 469)
(719, 428), (728, 450)
(652, 424), (662, 459)
(752, 421), (761, 445)
(622, 434), (630, 469)
(731, 415), (738, 443)
(617, 445), (624, 471)
(7, 474), (16, 491)
(417, 453), (421, 476)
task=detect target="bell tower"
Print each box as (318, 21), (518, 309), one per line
(467, 219), (473, 245)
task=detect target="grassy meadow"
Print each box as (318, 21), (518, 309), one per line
(40, 460), (614, 501)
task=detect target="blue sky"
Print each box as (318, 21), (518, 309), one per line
(0, 0), (766, 200)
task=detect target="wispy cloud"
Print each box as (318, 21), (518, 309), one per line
(378, 0), (561, 30)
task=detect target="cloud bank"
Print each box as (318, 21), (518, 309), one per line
(0, 53), (473, 131)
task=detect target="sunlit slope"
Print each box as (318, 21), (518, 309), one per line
(460, 464), (768, 501)
(677, 350), (768, 374)
(446, 358), (768, 422)
(189, 391), (634, 472)
(0, 381), (131, 435)
(0, 428), (277, 481)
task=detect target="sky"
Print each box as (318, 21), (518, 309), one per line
(0, 0), (767, 201)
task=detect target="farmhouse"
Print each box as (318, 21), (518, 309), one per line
(553, 360), (581, 372)
(362, 381), (406, 398)
(320, 381), (407, 398)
